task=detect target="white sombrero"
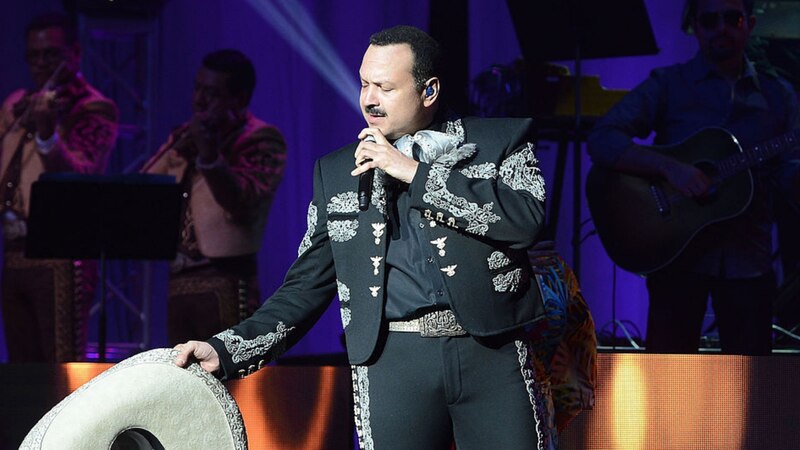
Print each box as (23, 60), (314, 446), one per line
(20, 348), (247, 450)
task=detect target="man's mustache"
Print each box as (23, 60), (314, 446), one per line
(365, 105), (385, 116)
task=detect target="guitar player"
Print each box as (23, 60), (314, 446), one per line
(587, 0), (800, 355)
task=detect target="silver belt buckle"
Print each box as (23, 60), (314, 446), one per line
(419, 310), (466, 337)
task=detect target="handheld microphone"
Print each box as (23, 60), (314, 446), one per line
(358, 135), (376, 211)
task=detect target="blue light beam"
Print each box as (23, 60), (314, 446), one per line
(245, 0), (362, 115)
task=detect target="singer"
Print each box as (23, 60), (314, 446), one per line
(176, 26), (554, 449)
(0, 13), (119, 363)
(143, 49), (286, 345)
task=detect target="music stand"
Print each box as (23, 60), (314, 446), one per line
(506, 0), (658, 273)
(506, 0), (658, 351)
(26, 173), (182, 362)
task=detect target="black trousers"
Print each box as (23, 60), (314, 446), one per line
(646, 271), (775, 355)
(351, 331), (555, 450)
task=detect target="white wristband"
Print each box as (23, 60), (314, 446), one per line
(35, 132), (59, 155)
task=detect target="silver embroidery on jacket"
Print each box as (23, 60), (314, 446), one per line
(297, 202), (317, 256)
(370, 256), (383, 275)
(440, 264), (457, 277)
(446, 118), (466, 145)
(460, 162), (497, 179)
(337, 280), (351, 328)
(493, 268), (522, 292)
(370, 170), (388, 215)
(371, 223), (386, 245)
(430, 237), (447, 257)
(214, 322), (295, 364)
(487, 251), (511, 270)
(515, 340), (556, 450)
(498, 143), (546, 201)
(327, 191), (359, 214)
(328, 219), (359, 242)
(422, 142), (500, 236)
(424, 166), (500, 235)
(352, 365), (374, 450)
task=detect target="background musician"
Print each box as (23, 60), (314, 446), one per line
(587, 0), (800, 355)
(143, 49), (286, 345)
(0, 12), (119, 362)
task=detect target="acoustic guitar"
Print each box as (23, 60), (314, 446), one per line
(586, 127), (800, 275)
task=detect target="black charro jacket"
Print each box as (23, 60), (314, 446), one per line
(208, 116), (548, 379)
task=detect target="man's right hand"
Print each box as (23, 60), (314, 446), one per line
(29, 90), (58, 139)
(352, 128), (419, 184)
(615, 145), (712, 198)
(661, 160), (712, 198)
(174, 340), (220, 374)
(176, 113), (216, 160)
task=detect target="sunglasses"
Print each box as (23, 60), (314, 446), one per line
(696, 10), (745, 30)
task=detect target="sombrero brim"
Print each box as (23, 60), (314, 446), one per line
(20, 348), (247, 450)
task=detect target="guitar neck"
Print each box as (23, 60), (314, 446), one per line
(717, 128), (800, 178)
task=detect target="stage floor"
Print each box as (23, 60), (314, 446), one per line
(2, 353), (799, 449)
(0, 362), (354, 450)
(561, 353), (800, 450)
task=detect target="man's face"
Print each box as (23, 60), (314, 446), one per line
(359, 44), (431, 140)
(192, 67), (242, 120)
(692, 0), (754, 64)
(25, 27), (79, 88)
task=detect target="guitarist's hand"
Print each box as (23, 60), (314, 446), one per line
(663, 161), (711, 198)
(613, 145), (712, 199)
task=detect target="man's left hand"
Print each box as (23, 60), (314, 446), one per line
(351, 128), (419, 184)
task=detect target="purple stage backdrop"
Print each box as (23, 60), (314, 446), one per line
(0, 0), (700, 361)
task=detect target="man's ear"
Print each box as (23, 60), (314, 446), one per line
(422, 77), (440, 106)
